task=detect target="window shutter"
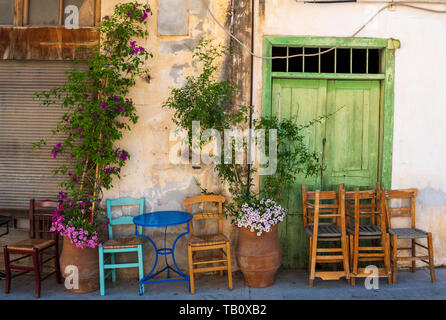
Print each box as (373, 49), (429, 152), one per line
(0, 60), (83, 210)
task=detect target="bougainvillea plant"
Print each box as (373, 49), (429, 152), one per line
(34, 2), (152, 248)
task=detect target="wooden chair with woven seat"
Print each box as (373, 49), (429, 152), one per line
(345, 184), (392, 285)
(3, 199), (62, 298)
(183, 194), (232, 294)
(381, 188), (435, 284)
(98, 197), (145, 296)
(302, 184), (350, 286)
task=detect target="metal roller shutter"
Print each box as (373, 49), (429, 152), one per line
(0, 60), (83, 210)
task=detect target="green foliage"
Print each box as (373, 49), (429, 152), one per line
(163, 39), (327, 226)
(255, 115), (325, 201)
(162, 39), (247, 147)
(33, 2), (152, 244)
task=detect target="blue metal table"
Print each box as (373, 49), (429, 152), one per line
(133, 211), (193, 294)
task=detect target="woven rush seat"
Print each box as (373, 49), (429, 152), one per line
(347, 225), (382, 237)
(7, 238), (55, 251)
(305, 223), (341, 238)
(188, 234), (228, 247)
(102, 236), (143, 249)
(388, 228), (428, 239)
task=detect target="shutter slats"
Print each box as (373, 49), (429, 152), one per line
(0, 61), (83, 209)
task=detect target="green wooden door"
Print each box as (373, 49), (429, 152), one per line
(270, 78), (380, 268)
(324, 80), (380, 190)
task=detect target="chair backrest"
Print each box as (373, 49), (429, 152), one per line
(301, 184), (342, 228)
(381, 188), (418, 230)
(182, 194), (226, 236)
(309, 184), (346, 240)
(106, 197), (145, 240)
(29, 199), (59, 239)
(345, 183), (382, 227)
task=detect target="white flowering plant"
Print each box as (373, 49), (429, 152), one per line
(235, 199), (287, 236)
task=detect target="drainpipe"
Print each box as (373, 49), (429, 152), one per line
(246, 0), (255, 198)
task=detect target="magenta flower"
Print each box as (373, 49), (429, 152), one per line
(119, 150), (128, 161)
(52, 143), (62, 158)
(130, 41), (136, 48)
(58, 191), (66, 200)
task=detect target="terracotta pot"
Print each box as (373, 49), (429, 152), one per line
(236, 224), (282, 288)
(59, 237), (99, 293)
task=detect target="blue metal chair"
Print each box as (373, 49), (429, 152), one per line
(99, 197), (145, 296)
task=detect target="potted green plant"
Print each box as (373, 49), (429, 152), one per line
(33, 1), (152, 293)
(224, 116), (323, 287)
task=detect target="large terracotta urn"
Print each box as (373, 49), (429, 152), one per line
(236, 224), (282, 288)
(59, 237), (99, 293)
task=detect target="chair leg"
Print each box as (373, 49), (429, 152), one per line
(219, 248), (224, 277)
(226, 242), (233, 291)
(392, 234), (398, 284)
(111, 253), (117, 282)
(4, 247), (11, 294)
(137, 244), (144, 294)
(192, 252), (199, 280)
(427, 233), (436, 283)
(98, 246), (106, 296)
(411, 239), (416, 272)
(187, 245), (195, 294)
(384, 233), (392, 284)
(308, 237), (312, 275)
(342, 235), (350, 281)
(33, 249), (41, 299)
(350, 235), (356, 286)
(309, 237), (317, 287)
(349, 235), (353, 271)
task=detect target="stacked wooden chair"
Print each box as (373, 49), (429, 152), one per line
(345, 184), (392, 285)
(301, 184), (350, 286)
(183, 194), (232, 294)
(381, 188), (436, 283)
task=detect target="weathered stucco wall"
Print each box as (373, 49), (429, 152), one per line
(101, 0), (237, 278)
(101, 0), (446, 279)
(255, 0), (446, 266)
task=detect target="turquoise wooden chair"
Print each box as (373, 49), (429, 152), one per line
(99, 197), (145, 296)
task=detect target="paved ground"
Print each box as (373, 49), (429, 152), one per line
(0, 267), (445, 300)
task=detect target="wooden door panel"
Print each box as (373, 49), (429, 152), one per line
(324, 80), (380, 190)
(271, 79), (327, 268)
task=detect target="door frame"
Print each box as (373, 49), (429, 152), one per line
(262, 36), (399, 189)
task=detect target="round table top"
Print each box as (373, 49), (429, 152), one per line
(133, 211), (193, 227)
